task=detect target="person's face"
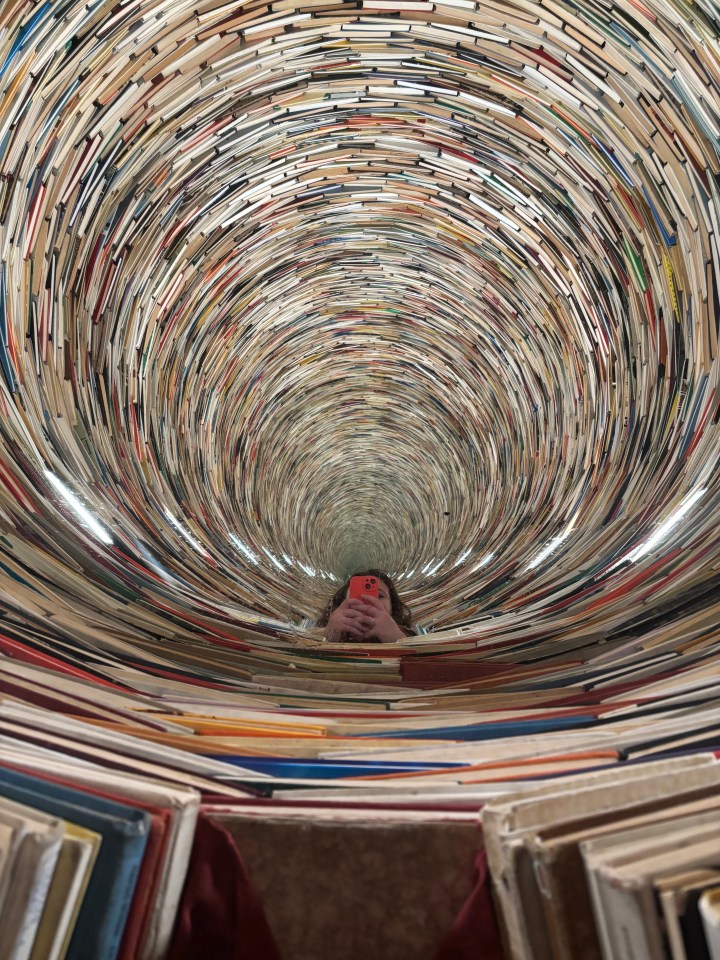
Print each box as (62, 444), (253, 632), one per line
(376, 581), (393, 615)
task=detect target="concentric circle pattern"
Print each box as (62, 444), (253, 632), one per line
(0, 0), (719, 654)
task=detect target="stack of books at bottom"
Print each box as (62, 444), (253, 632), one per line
(0, 698), (501, 960)
(482, 752), (720, 960)
(0, 748), (201, 960)
(2, 682), (720, 960)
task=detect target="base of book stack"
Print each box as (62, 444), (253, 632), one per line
(3, 688), (720, 960)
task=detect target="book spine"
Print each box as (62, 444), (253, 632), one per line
(11, 833), (63, 960)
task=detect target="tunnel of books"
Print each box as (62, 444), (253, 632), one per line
(1, 0), (720, 958)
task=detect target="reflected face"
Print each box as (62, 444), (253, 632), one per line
(376, 582), (392, 615)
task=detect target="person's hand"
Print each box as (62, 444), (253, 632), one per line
(324, 597), (375, 641)
(354, 594), (406, 644)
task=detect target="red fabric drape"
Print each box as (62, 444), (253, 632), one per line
(435, 849), (505, 960)
(168, 813), (282, 960)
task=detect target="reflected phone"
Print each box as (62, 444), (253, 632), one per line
(348, 574), (380, 600)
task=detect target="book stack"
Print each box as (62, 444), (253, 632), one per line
(482, 755), (720, 960)
(0, 0), (718, 629)
(0, 0), (718, 955)
(0, 607), (719, 958)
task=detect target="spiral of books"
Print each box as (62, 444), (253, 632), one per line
(2, 0), (718, 643)
(1, 3), (720, 958)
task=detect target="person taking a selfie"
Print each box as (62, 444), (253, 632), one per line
(317, 569), (415, 643)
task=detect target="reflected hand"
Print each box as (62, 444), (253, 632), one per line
(355, 594), (406, 644)
(325, 597), (375, 641)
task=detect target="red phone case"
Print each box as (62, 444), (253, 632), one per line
(348, 574), (380, 600)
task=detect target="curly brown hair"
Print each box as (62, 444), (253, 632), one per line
(317, 569), (414, 633)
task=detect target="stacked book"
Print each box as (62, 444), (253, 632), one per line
(0, 0), (718, 956)
(0, 597), (719, 959)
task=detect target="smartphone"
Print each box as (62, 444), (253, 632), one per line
(348, 574), (380, 600)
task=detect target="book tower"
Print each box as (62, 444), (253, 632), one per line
(0, 0), (719, 958)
